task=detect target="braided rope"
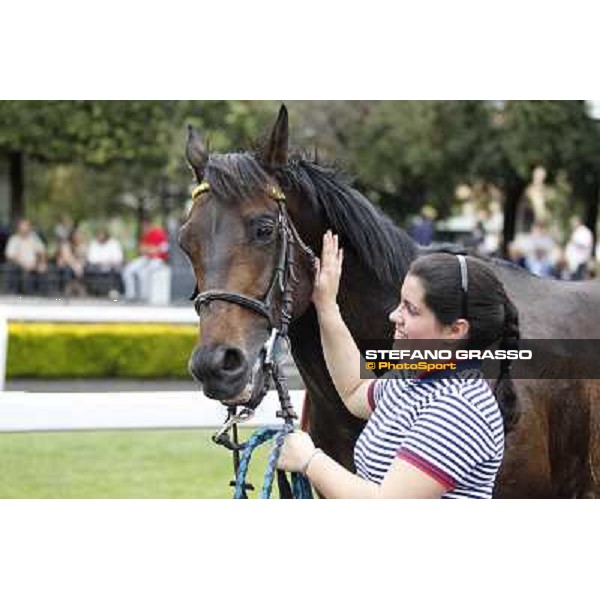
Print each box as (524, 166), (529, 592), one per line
(233, 425), (313, 499)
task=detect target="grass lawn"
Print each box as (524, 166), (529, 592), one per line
(0, 429), (273, 499)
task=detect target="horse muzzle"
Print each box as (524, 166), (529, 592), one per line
(189, 344), (266, 406)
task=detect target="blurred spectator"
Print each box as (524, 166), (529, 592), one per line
(521, 220), (558, 278)
(565, 215), (593, 280)
(56, 228), (87, 296)
(54, 214), (74, 242)
(525, 166), (550, 225)
(409, 205), (437, 246)
(525, 246), (554, 278)
(470, 216), (487, 255)
(481, 201), (503, 256)
(551, 250), (573, 281)
(123, 219), (169, 302)
(527, 221), (556, 257)
(85, 227), (124, 297)
(507, 242), (527, 268)
(5, 219), (48, 294)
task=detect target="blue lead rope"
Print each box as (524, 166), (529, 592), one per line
(233, 424), (313, 499)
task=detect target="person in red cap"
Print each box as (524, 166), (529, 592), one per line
(122, 218), (169, 302)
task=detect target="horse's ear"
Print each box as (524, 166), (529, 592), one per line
(261, 104), (289, 169)
(186, 125), (209, 182)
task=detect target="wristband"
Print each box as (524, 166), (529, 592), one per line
(302, 448), (324, 476)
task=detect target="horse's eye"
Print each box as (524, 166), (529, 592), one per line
(251, 219), (276, 244)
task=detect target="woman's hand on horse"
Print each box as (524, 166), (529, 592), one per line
(312, 230), (343, 313)
(277, 431), (316, 473)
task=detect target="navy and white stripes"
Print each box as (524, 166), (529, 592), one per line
(354, 368), (504, 499)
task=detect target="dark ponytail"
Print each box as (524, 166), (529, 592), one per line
(494, 296), (520, 433)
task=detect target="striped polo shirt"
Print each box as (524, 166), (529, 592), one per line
(354, 363), (504, 499)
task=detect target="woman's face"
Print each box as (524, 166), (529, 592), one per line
(389, 273), (462, 341)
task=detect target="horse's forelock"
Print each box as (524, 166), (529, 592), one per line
(204, 153), (272, 203)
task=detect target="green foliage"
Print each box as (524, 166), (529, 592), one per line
(286, 100), (600, 225)
(500, 101), (599, 179)
(0, 101), (175, 166)
(1, 100), (599, 233)
(0, 100), (278, 230)
(7, 323), (198, 378)
(357, 101), (496, 219)
(286, 101), (500, 221)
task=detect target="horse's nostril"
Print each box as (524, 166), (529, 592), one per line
(221, 347), (245, 373)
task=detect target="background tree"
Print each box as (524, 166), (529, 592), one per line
(486, 101), (600, 252)
(287, 101), (599, 250)
(0, 100), (276, 228)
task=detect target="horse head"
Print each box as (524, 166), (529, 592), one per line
(179, 105), (316, 406)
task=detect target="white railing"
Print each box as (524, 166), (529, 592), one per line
(0, 302), (197, 324)
(0, 389), (305, 432)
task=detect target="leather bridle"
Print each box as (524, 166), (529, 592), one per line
(190, 180), (316, 493)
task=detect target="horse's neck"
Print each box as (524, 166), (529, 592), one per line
(338, 256), (401, 339)
(289, 253), (405, 382)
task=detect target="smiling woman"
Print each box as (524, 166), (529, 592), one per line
(277, 237), (519, 499)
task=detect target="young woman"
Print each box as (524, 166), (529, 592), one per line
(277, 231), (519, 499)
(56, 228), (87, 296)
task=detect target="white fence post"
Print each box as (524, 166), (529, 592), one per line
(0, 315), (7, 391)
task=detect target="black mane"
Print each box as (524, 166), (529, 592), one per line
(281, 158), (419, 288)
(203, 151), (419, 290)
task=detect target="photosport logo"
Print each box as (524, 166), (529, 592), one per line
(358, 340), (600, 380)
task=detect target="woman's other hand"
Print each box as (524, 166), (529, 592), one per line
(277, 431), (316, 473)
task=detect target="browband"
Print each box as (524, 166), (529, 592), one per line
(191, 181), (286, 203)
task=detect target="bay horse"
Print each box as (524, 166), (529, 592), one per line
(179, 105), (600, 498)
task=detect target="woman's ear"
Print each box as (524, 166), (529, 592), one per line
(451, 319), (470, 340)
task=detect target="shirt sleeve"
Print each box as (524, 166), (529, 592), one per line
(367, 378), (388, 412)
(396, 393), (496, 490)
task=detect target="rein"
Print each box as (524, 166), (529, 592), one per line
(191, 180), (316, 498)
